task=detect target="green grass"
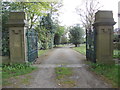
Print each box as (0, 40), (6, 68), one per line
(113, 50), (120, 59)
(87, 62), (120, 87)
(55, 67), (72, 79)
(38, 49), (48, 56)
(55, 67), (76, 87)
(73, 44), (120, 59)
(54, 44), (67, 48)
(2, 63), (37, 79)
(72, 44), (86, 55)
(20, 75), (32, 84)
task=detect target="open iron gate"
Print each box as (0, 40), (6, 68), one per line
(86, 27), (96, 63)
(26, 29), (38, 62)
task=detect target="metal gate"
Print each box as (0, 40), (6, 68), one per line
(26, 29), (38, 62)
(86, 27), (96, 63)
(2, 29), (9, 56)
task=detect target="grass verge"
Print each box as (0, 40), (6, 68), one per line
(2, 63), (37, 79)
(73, 44), (119, 87)
(38, 49), (48, 56)
(72, 44), (120, 59)
(54, 44), (67, 48)
(86, 62), (120, 87)
(2, 63), (37, 87)
(72, 44), (86, 55)
(55, 67), (76, 87)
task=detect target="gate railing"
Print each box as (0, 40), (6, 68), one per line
(86, 28), (96, 63)
(26, 29), (38, 62)
(1, 30), (9, 56)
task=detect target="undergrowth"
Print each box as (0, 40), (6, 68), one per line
(2, 63), (37, 79)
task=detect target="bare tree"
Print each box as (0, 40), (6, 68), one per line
(76, 0), (103, 31)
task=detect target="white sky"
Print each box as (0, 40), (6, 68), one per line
(58, 0), (120, 28)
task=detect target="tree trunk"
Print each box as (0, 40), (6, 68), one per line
(75, 44), (77, 47)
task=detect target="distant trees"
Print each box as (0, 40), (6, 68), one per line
(61, 35), (68, 44)
(69, 25), (84, 47)
(54, 25), (65, 46)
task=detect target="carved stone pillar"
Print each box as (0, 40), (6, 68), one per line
(7, 12), (28, 63)
(93, 11), (116, 64)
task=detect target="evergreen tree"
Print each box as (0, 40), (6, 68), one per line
(69, 25), (84, 47)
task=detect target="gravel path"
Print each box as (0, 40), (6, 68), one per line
(25, 47), (111, 88)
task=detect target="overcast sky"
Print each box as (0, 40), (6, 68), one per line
(58, 0), (120, 28)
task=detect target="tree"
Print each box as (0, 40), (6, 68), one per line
(1, 2), (52, 52)
(37, 13), (54, 49)
(2, 1), (63, 50)
(2, 2), (51, 29)
(54, 33), (61, 46)
(54, 24), (65, 46)
(61, 35), (68, 44)
(36, 1), (63, 49)
(76, 0), (102, 30)
(50, 1), (63, 22)
(69, 25), (84, 47)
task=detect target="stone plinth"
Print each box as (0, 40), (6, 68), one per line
(93, 10), (116, 64)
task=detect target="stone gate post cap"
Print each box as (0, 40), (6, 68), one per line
(6, 12), (28, 27)
(95, 10), (113, 19)
(9, 12), (26, 20)
(93, 10), (116, 26)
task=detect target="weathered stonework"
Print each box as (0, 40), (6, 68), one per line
(7, 12), (28, 63)
(93, 10), (116, 64)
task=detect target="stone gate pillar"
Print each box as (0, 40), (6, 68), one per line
(7, 12), (28, 63)
(93, 11), (116, 64)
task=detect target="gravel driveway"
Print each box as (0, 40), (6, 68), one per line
(24, 47), (111, 88)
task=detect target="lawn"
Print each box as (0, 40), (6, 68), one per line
(72, 44), (86, 55)
(54, 44), (67, 48)
(73, 44), (120, 58)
